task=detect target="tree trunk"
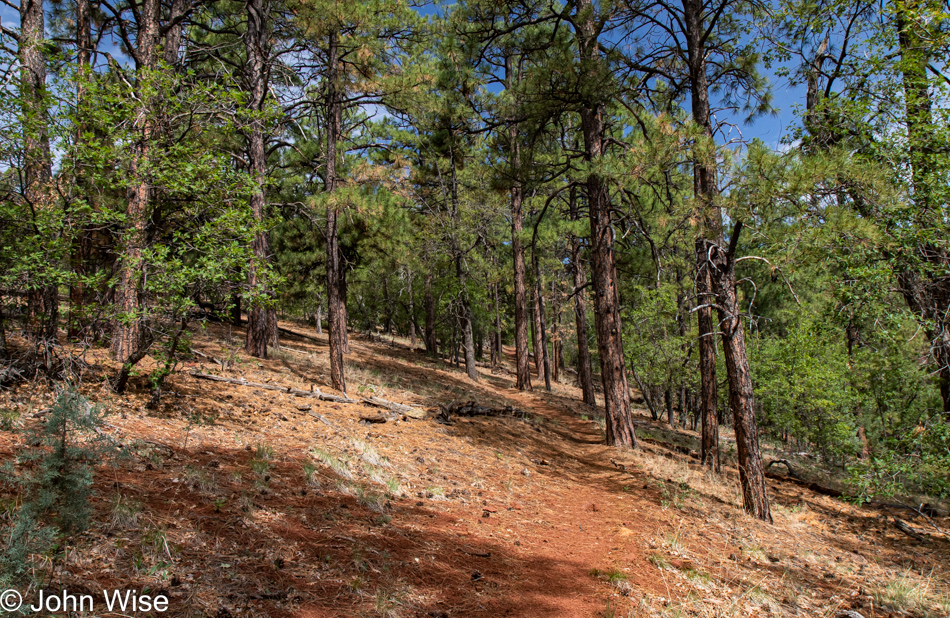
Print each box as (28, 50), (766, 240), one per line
(570, 189), (596, 406)
(893, 2), (950, 414)
(684, 0), (721, 470)
(505, 54), (531, 391)
(512, 184), (532, 390)
(68, 0), (93, 339)
(231, 292), (241, 325)
(315, 302), (322, 334)
(551, 286), (561, 384)
(492, 281), (502, 367)
(244, 0), (276, 359)
(325, 30), (346, 393)
(0, 303), (7, 360)
(453, 248), (477, 381)
(424, 272), (437, 356)
(531, 291), (544, 380)
(575, 0), (636, 447)
(711, 223), (772, 522)
(112, 0), (159, 363)
(163, 0), (186, 66)
(20, 0), (58, 348)
(408, 270), (416, 346)
(532, 251), (552, 391)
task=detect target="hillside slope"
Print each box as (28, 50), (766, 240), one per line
(1, 321), (948, 617)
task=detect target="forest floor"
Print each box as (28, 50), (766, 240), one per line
(2, 320), (950, 617)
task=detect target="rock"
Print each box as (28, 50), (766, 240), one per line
(521, 468), (531, 477)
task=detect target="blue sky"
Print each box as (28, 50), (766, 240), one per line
(0, 0), (805, 148)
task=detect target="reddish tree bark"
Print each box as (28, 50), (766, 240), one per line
(325, 30), (347, 393)
(711, 224), (771, 522)
(111, 0), (159, 364)
(573, 0), (636, 447)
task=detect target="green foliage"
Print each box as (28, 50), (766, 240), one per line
(0, 390), (114, 588)
(624, 283), (692, 418)
(752, 314), (859, 460)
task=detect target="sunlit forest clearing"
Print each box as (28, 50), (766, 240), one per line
(2, 0), (950, 614)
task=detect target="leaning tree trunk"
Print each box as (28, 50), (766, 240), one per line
(325, 30), (346, 393)
(711, 223), (772, 522)
(244, 0), (278, 359)
(570, 189), (596, 406)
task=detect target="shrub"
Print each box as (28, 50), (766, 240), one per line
(0, 390), (114, 588)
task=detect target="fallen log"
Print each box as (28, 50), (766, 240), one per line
(189, 372), (355, 403)
(762, 466), (843, 498)
(359, 414), (390, 424)
(277, 345), (314, 356)
(190, 348), (222, 366)
(308, 411), (339, 430)
(438, 401), (528, 423)
(892, 518), (928, 543)
(362, 396), (426, 419)
(277, 326), (324, 344)
(764, 459), (804, 481)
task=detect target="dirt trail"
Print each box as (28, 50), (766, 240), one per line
(2, 323), (949, 617)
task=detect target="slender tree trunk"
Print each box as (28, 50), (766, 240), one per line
(408, 270), (416, 346)
(383, 277), (392, 334)
(0, 303), (7, 360)
(575, 0), (636, 447)
(506, 56), (531, 391)
(531, 291), (544, 380)
(570, 190), (596, 406)
(315, 302), (322, 334)
(551, 282), (561, 384)
(244, 0), (277, 359)
(231, 292), (241, 325)
(112, 0), (159, 363)
(424, 273), (437, 356)
(20, 0), (58, 348)
(492, 282), (502, 367)
(683, 0), (722, 470)
(711, 225), (771, 522)
(68, 0), (93, 339)
(532, 251), (551, 390)
(325, 30), (346, 393)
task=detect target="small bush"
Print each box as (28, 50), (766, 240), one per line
(0, 390), (114, 588)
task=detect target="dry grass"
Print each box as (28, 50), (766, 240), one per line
(1, 322), (948, 617)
